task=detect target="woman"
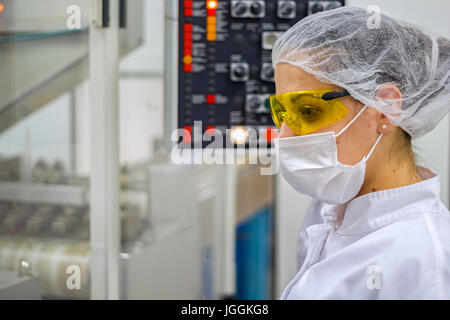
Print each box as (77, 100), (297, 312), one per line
(270, 6), (450, 299)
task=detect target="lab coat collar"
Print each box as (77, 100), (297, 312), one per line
(326, 166), (441, 235)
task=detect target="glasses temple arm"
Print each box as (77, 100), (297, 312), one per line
(321, 89), (350, 101)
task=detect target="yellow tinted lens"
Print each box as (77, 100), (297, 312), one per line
(269, 90), (348, 135)
(269, 95), (284, 129)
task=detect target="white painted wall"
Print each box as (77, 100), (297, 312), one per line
(275, 0), (450, 298)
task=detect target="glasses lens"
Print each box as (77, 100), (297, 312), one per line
(268, 90), (349, 135)
(269, 95), (285, 129)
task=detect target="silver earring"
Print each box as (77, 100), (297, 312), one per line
(381, 124), (387, 130)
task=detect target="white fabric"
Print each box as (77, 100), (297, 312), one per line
(272, 6), (450, 138)
(274, 106), (383, 204)
(283, 166), (450, 299)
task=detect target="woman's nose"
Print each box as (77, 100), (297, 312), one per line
(278, 123), (298, 138)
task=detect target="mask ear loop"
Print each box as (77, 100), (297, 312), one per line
(335, 105), (368, 138)
(334, 104), (383, 161)
(363, 133), (383, 161)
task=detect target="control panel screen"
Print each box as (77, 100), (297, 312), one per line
(178, 0), (345, 148)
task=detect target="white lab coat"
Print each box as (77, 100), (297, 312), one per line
(282, 166), (450, 299)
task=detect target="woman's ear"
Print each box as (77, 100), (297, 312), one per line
(375, 83), (402, 134)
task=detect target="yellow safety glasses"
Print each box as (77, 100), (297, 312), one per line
(269, 89), (350, 136)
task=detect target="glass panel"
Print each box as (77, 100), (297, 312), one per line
(0, 0), (91, 299)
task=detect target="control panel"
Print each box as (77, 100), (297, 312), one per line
(174, 0), (345, 148)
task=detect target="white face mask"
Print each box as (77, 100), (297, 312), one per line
(274, 105), (383, 204)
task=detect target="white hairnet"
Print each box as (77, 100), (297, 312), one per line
(272, 6), (450, 138)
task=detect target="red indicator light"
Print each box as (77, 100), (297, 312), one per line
(184, 1), (193, 8)
(206, 94), (216, 104)
(184, 32), (192, 41)
(207, 0), (217, 16)
(184, 24), (193, 32)
(184, 47), (192, 56)
(183, 126), (193, 143)
(265, 128), (278, 142)
(184, 64), (193, 72)
(206, 125), (216, 135)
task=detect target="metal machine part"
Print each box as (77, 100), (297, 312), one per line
(231, 0), (266, 18)
(308, 0), (343, 15)
(0, 270), (41, 300)
(170, 0), (345, 148)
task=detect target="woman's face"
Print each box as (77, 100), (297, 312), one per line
(275, 63), (383, 166)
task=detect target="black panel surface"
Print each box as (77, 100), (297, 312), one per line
(178, 0), (345, 148)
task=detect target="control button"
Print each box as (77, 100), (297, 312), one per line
(248, 1), (265, 18)
(278, 1), (296, 19)
(326, 2), (341, 10)
(234, 66), (246, 78)
(230, 62), (249, 82)
(264, 66), (274, 79)
(281, 3), (294, 16)
(247, 98), (261, 111)
(233, 1), (247, 16)
(264, 98), (270, 111)
(250, 2), (263, 15)
(262, 31), (283, 50)
(311, 3), (324, 14)
(231, 0), (265, 18)
(260, 63), (274, 82)
(246, 94), (271, 113)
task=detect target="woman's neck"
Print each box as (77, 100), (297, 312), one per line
(358, 158), (422, 197)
